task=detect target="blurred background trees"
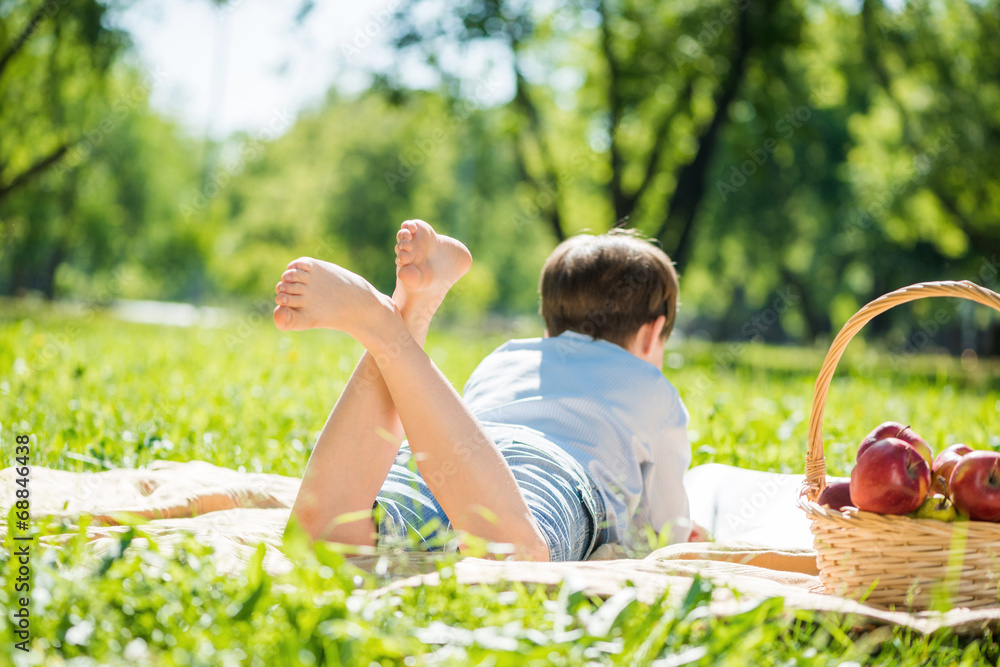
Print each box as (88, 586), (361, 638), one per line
(2, 0), (998, 352)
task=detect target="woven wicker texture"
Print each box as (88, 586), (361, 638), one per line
(797, 280), (1000, 610)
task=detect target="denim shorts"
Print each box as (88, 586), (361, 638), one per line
(373, 423), (608, 562)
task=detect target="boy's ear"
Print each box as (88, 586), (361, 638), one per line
(638, 315), (667, 356)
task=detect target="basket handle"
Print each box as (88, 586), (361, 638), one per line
(804, 280), (1000, 501)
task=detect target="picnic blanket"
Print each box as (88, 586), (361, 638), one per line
(3, 460), (999, 636)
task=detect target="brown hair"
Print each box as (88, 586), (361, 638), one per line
(539, 229), (679, 348)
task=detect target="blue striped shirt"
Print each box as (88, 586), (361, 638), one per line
(462, 330), (692, 544)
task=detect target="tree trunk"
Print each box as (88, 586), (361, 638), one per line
(656, 0), (756, 270)
(780, 268), (831, 341)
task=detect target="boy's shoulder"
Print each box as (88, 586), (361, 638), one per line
(498, 330), (627, 354)
(492, 332), (672, 385)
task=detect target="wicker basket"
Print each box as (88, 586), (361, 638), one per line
(797, 280), (1000, 610)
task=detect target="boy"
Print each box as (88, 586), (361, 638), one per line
(277, 220), (691, 562)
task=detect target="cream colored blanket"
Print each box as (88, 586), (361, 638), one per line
(2, 460), (998, 635)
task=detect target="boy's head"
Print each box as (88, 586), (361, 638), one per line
(539, 229), (679, 349)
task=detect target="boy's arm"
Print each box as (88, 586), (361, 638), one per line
(644, 395), (694, 543)
(643, 382), (697, 543)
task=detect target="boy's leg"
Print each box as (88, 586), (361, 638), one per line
(280, 221), (471, 548)
(275, 235), (549, 560)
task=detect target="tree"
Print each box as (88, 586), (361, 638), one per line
(0, 2), (208, 300)
(679, 0), (1000, 347)
(852, 0), (1000, 264)
(0, 0), (131, 296)
(383, 0), (803, 269)
(0, 1), (126, 204)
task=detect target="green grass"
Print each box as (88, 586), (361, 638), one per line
(2, 305), (1000, 665)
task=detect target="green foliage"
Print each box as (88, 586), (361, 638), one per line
(0, 17), (204, 301)
(1, 0), (130, 296)
(3, 0), (1000, 344)
(2, 311), (1000, 663)
(209, 91), (554, 316)
(375, 0), (1000, 345)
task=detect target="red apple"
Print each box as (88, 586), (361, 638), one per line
(817, 478), (853, 511)
(858, 421), (934, 466)
(850, 438), (931, 515)
(931, 443), (974, 496)
(949, 451), (1000, 521)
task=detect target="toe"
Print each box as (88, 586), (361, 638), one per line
(397, 227), (412, 242)
(281, 268), (309, 284)
(273, 305), (294, 330)
(277, 281), (305, 295)
(402, 220), (419, 236)
(276, 293), (305, 308)
(409, 219), (431, 235)
(288, 257), (315, 272)
(395, 249), (413, 266)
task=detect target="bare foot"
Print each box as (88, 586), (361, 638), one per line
(273, 257), (395, 335)
(393, 219), (472, 318)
